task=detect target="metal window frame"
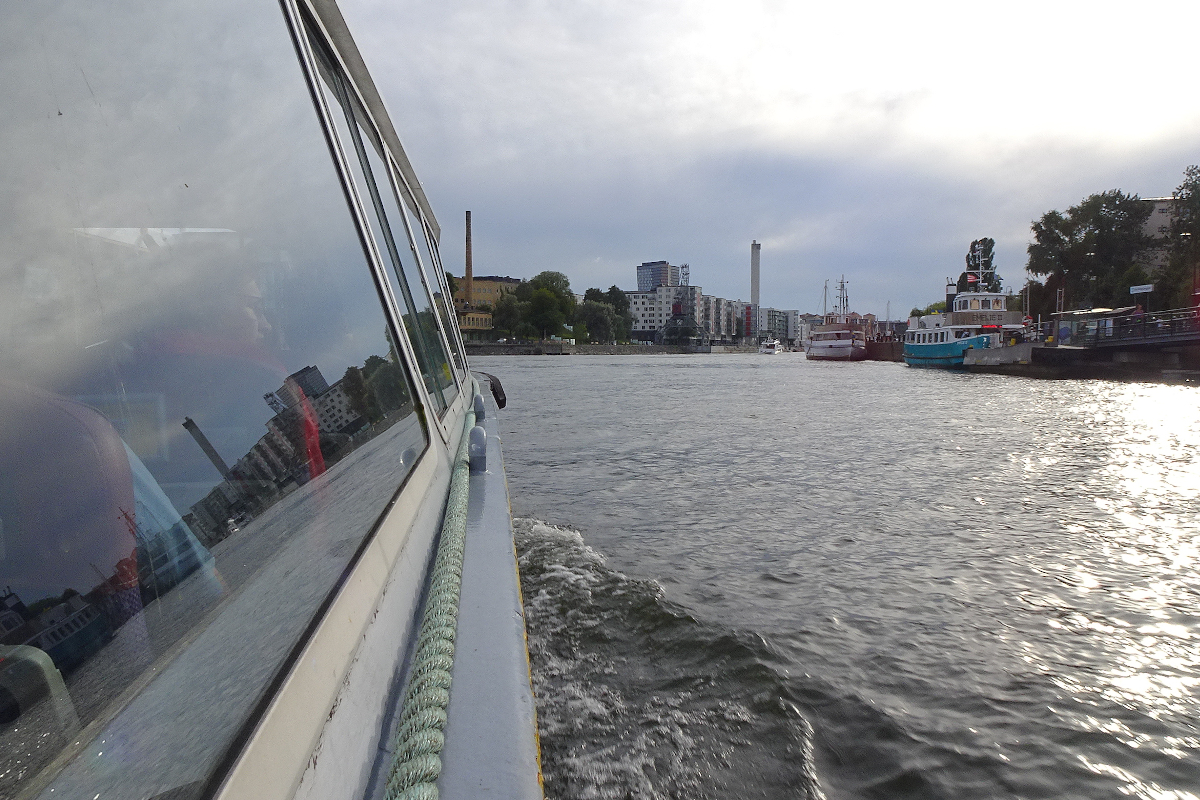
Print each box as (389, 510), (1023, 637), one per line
(298, 1), (467, 408)
(286, 0), (463, 442)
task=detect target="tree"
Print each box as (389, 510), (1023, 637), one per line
(492, 293), (524, 335)
(603, 285), (630, 316)
(528, 287), (566, 338)
(1026, 189), (1153, 314)
(366, 360), (410, 415)
(583, 287), (606, 304)
(958, 238), (1001, 292)
(575, 300), (618, 343)
(362, 354), (389, 381)
(444, 271), (459, 298)
(341, 365), (372, 421)
(529, 271), (575, 319)
(1164, 165), (1200, 308)
(908, 301), (946, 318)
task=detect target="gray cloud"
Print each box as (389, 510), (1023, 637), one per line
(342, 0), (1199, 316)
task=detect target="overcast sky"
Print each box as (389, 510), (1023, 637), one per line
(340, 0), (1200, 317)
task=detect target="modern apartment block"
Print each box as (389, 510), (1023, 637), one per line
(628, 284), (703, 339)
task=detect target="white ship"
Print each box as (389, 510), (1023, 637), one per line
(806, 277), (868, 361)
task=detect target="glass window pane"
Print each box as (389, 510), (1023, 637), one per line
(408, 211), (467, 376)
(306, 33), (458, 411)
(0, 1), (427, 797)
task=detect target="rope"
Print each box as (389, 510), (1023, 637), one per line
(384, 408), (475, 800)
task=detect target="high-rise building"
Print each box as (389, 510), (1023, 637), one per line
(636, 261), (681, 292)
(750, 241), (761, 308)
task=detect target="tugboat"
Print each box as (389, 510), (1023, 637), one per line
(806, 277), (868, 360)
(904, 266), (1024, 368)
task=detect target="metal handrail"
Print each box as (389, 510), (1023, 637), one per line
(1025, 306), (1200, 347)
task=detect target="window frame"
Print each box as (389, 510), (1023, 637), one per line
(289, 1), (463, 442)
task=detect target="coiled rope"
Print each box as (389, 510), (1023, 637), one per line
(385, 408), (475, 800)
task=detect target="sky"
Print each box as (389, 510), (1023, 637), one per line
(340, 0), (1200, 317)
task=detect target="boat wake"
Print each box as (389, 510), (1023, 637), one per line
(515, 519), (825, 799)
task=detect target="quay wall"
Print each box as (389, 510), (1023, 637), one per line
(466, 342), (689, 356)
(865, 341), (903, 362)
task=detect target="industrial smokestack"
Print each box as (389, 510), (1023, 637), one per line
(464, 210), (473, 306)
(750, 240), (761, 308)
(183, 417), (230, 478)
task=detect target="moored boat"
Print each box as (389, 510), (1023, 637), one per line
(758, 338), (783, 354)
(904, 274), (1025, 368)
(805, 277), (868, 361)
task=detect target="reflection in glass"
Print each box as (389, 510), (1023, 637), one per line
(306, 29), (459, 411)
(410, 210), (468, 377)
(0, 1), (428, 796)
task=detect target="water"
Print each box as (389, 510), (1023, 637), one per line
(475, 354), (1200, 800)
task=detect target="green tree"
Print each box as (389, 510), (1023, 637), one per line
(957, 238), (1001, 293)
(529, 271), (575, 319)
(1026, 189), (1153, 314)
(603, 285), (630, 316)
(367, 360), (410, 415)
(362, 354), (389, 381)
(1164, 165), (1200, 308)
(444, 272), (459, 298)
(908, 301), (946, 317)
(575, 300), (618, 343)
(491, 293), (524, 335)
(341, 365), (371, 420)
(528, 287), (566, 338)
(583, 287), (606, 304)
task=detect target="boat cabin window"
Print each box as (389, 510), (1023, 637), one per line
(970, 298), (981, 310)
(0, 2), (433, 797)
(981, 298), (991, 310)
(306, 32), (458, 413)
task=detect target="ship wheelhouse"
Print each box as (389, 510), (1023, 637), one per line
(0, 2), (528, 799)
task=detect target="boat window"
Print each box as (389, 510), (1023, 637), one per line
(0, 2), (430, 797)
(971, 298), (980, 310)
(409, 210), (468, 379)
(981, 298), (991, 310)
(306, 30), (458, 412)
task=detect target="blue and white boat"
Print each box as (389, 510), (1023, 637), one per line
(904, 275), (1024, 368)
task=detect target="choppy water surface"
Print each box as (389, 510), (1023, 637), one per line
(476, 354), (1200, 800)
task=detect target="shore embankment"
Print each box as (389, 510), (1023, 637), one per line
(465, 342), (758, 356)
(964, 341), (1200, 382)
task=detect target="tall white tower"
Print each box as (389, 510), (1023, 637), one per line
(750, 240), (761, 308)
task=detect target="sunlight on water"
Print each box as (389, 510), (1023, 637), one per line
(487, 356), (1200, 799)
(1034, 382), (1200, 797)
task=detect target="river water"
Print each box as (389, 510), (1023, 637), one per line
(474, 354), (1200, 800)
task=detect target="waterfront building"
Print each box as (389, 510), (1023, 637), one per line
(628, 284), (703, 341)
(1140, 197), (1178, 271)
(757, 307), (801, 344)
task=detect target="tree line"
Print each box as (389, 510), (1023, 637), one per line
(473, 270), (635, 343)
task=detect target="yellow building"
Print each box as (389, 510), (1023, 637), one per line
(458, 310), (493, 333)
(453, 275), (521, 311)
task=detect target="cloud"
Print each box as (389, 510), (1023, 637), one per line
(341, 0), (1200, 315)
